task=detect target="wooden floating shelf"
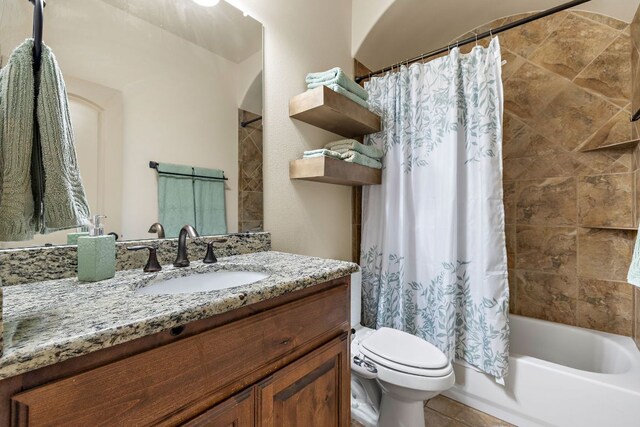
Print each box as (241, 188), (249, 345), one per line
(579, 225), (637, 231)
(289, 156), (382, 186)
(289, 86), (381, 138)
(579, 138), (640, 152)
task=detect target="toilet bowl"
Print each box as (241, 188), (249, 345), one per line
(350, 272), (455, 427)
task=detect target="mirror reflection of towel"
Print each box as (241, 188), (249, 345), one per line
(157, 163), (227, 238)
(0, 39), (90, 241)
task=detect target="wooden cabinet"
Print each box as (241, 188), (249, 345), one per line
(182, 389), (254, 427)
(256, 336), (349, 427)
(1, 278), (351, 427)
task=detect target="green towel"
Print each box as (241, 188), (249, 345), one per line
(302, 149), (343, 159)
(0, 39), (89, 241)
(306, 67), (368, 101)
(341, 151), (383, 169)
(320, 83), (369, 109)
(38, 42), (90, 233)
(157, 163), (227, 238)
(325, 139), (384, 160)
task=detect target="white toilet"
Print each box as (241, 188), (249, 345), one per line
(350, 272), (455, 427)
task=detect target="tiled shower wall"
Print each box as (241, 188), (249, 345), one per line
(465, 11), (636, 336)
(238, 110), (264, 232)
(632, 6), (640, 349)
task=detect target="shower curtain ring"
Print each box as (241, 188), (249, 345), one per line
(474, 32), (479, 46)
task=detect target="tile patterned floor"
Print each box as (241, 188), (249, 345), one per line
(352, 395), (514, 427)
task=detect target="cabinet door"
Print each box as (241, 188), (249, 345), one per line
(182, 388), (254, 427)
(256, 335), (350, 427)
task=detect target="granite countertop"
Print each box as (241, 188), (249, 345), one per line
(0, 251), (359, 380)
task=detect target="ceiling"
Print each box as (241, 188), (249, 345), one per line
(99, 0), (262, 63)
(354, 0), (640, 71)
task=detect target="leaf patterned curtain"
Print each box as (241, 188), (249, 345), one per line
(361, 38), (510, 381)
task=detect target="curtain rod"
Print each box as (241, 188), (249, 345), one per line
(355, 0), (592, 83)
(240, 116), (262, 127)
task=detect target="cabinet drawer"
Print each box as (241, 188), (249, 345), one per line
(11, 283), (348, 426)
(182, 388), (254, 427)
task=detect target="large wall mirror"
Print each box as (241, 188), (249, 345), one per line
(0, 0), (263, 248)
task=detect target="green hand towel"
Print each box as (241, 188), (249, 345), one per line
(38, 42), (90, 233)
(306, 67), (368, 101)
(193, 167), (227, 236)
(341, 151), (383, 169)
(157, 163), (227, 238)
(321, 83), (369, 109)
(325, 139), (384, 160)
(302, 149), (343, 159)
(0, 39), (89, 241)
(0, 40), (36, 240)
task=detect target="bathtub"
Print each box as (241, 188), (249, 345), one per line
(443, 315), (640, 427)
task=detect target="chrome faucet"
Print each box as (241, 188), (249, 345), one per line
(174, 225), (199, 267)
(148, 222), (165, 238)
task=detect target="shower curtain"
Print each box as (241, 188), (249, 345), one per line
(361, 38), (509, 380)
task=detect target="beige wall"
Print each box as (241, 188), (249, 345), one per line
(462, 11), (635, 336)
(227, 0), (354, 261)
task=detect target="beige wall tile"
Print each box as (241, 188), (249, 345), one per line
(573, 11), (628, 31)
(504, 62), (570, 122)
(578, 228), (635, 281)
(503, 181), (516, 224)
(531, 85), (620, 152)
(574, 151), (632, 176)
(579, 110), (634, 151)
(506, 226), (516, 269)
(577, 278), (633, 336)
(241, 191), (263, 222)
(503, 112), (526, 146)
(574, 33), (632, 106)
(516, 226), (577, 274)
(503, 157), (536, 181)
(516, 177), (577, 226)
(578, 173), (634, 228)
(515, 271), (577, 325)
(501, 50), (526, 82)
(530, 14), (619, 80)
(503, 125), (564, 159)
(505, 154), (583, 180)
(499, 12), (568, 59)
(633, 45), (640, 116)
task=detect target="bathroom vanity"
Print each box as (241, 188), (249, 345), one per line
(0, 251), (358, 426)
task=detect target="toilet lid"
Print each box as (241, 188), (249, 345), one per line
(361, 327), (449, 370)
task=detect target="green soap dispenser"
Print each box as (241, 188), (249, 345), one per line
(77, 215), (116, 282)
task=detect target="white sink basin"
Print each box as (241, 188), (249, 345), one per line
(136, 270), (269, 295)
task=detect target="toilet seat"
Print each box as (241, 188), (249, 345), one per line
(359, 327), (453, 378)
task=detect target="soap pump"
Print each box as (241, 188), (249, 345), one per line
(77, 215), (116, 282)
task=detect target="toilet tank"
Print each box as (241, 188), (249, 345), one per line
(351, 271), (362, 327)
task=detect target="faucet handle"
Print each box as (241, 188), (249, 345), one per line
(127, 245), (162, 273)
(203, 241), (217, 264)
